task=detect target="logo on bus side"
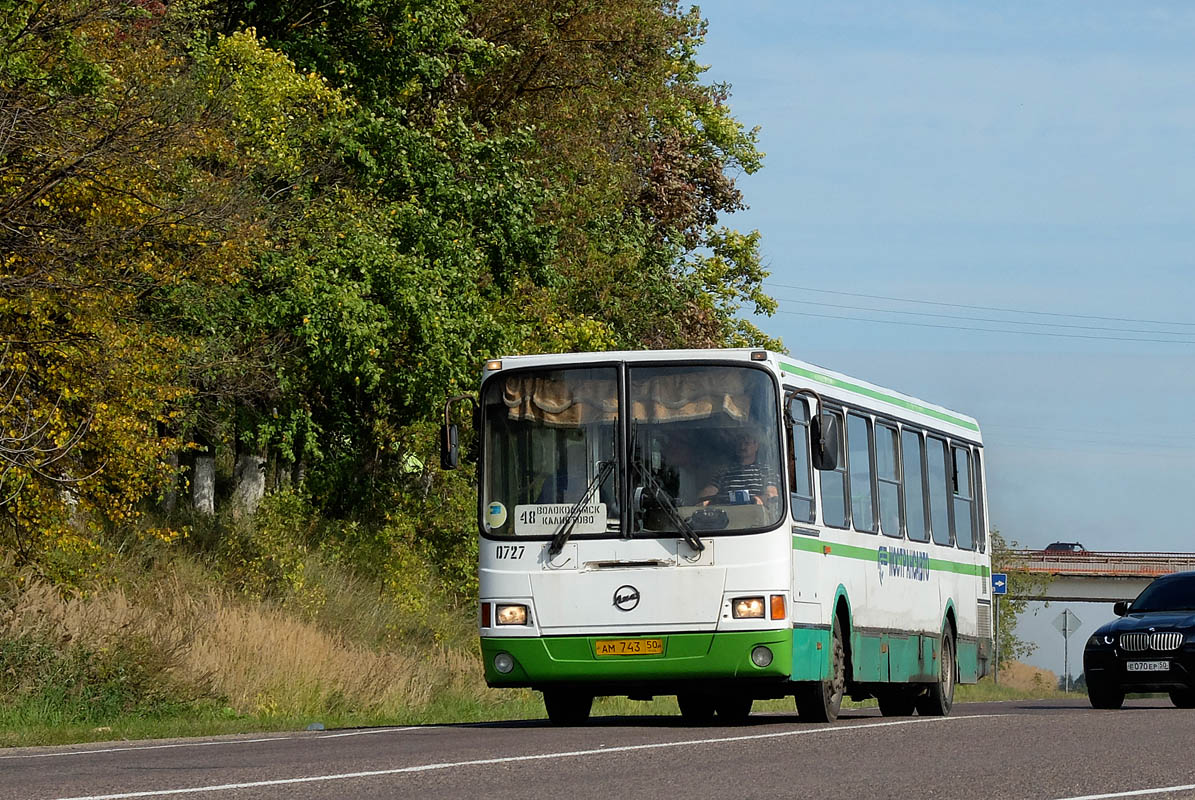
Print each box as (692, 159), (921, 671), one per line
(877, 546), (931, 585)
(613, 585), (640, 611)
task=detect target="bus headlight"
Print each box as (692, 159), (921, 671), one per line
(496, 604), (529, 625)
(732, 597), (766, 619)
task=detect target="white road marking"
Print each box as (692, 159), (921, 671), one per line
(0, 737), (291, 761)
(1053, 785), (1195, 800)
(51, 714), (1004, 800)
(2, 727), (424, 761)
(317, 727), (420, 738)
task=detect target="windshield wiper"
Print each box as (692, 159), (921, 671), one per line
(632, 460), (705, 553)
(548, 459), (615, 556)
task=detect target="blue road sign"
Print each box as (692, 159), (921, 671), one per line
(992, 573), (1008, 595)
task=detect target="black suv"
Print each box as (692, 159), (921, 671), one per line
(1083, 571), (1195, 709)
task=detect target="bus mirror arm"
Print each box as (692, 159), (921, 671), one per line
(440, 394), (478, 470)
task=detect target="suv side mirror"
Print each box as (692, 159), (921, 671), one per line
(1113, 600), (1131, 617)
(810, 412), (840, 471)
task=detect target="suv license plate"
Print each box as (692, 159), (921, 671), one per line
(1126, 660), (1169, 672)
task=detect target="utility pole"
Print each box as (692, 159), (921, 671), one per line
(993, 594), (999, 685)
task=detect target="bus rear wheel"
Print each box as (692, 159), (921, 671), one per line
(915, 627), (955, 717)
(543, 690), (593, 725)
(795, 618), (845, 723)
(876, 686), (918, 717)
(677, 692), (716, 723)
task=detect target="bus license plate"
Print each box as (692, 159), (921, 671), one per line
(595, 638), (664, 657)
(1126, 660), (1169, 672)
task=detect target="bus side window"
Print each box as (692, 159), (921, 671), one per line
(952, 444), (974, 550)
(974, 448), (987, 553)
(785, 394), (815, 523)
(847, 412), (876, 533)
(901, 428), (929, 543)
(876, 423), (903, 538)
(927, 436), (952, 546)
(820, 409), (849, 529)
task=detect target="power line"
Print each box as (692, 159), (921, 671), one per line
(763, 282), (1195, 329)
(774, 308), (1195, 345)
(770, 295), (1195, 340)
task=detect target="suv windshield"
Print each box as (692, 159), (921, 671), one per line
(480, 363), (783, 538)
(1130, 574), (1195, 613)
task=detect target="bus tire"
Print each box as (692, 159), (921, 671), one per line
(677, 692), (716, 723)
(713, 694), (753, 724)
(876, 686), (917, 717)
(543, 690), (593, 725)
(916, 626), (955, 717)
(795, 618), (845, 722)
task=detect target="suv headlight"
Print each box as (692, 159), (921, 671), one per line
(1087, 633), (1115, 648)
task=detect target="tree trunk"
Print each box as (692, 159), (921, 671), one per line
(162, 450), (179, 514)
(232, 448), (266, 520)
(193, 452), (215, 516)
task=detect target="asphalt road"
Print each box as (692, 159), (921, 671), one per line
(4, 699), (1195, 800)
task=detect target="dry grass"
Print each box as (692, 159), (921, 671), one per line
(997, 660), (1060, 693)
(0, 564), (498, 719)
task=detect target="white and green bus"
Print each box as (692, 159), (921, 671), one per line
(440, 348), (993, 724)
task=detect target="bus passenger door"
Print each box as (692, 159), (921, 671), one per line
(785, 394), (823, 632)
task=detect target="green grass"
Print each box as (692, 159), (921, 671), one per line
(1, 676), (1080, 749)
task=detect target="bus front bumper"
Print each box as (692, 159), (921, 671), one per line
(480, 629), (793, 689)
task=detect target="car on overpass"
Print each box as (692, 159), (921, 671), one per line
(1083, 570), (1195, 709)
(1044, 541), (1086, 553)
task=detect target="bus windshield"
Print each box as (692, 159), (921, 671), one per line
(481, 363), (783, 538)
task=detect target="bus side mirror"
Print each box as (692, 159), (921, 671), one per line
(1113, 600), (1130, 616)
(810, 413), (840, 471)
(440, 423), (459, 470)
(440, 393), (477, 470)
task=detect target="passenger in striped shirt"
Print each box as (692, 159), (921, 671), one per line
(698, 429), (779, 506)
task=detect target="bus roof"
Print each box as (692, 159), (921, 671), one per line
(489, 348), (982, 444)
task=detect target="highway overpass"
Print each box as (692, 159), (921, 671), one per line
(1008, 549), (1195, 602)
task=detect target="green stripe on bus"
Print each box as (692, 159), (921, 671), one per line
(481, 629), (794, 685)
(778, 363), (980, 432)
(792, 535), (990, 577)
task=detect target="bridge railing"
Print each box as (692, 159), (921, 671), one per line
(1009, 550), (1195, 577)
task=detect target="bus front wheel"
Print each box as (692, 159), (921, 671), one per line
(677, 692), (716, 723)
(543, 690), (593, 725)
(795, 619), (845, 723)
(713, 694), (753, 724)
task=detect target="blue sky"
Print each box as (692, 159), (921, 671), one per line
(696, 1), (1195, 675)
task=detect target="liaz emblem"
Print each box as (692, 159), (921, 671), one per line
(613, 585), (640, 611)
